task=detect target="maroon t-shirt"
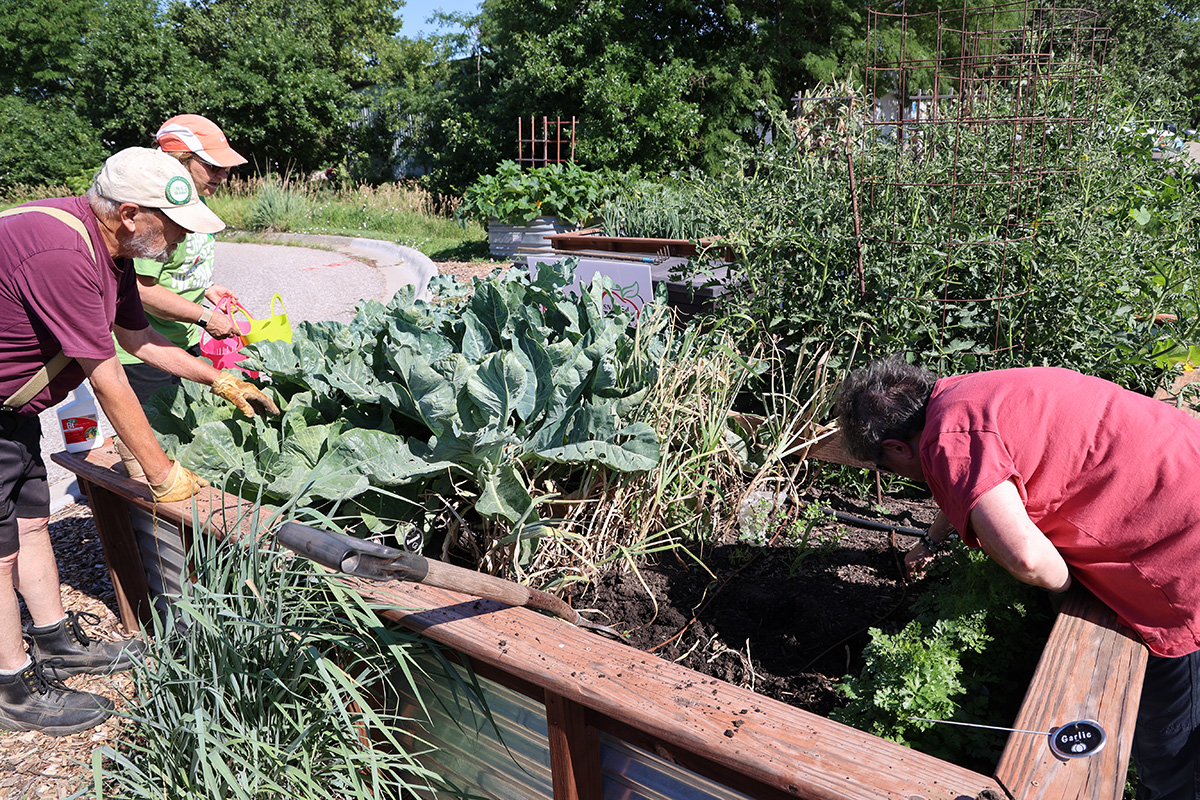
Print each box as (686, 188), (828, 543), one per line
(0, 197), (148, 415)
(921, 367), (1200, 657)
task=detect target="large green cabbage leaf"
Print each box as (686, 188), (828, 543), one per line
(150, 259), (668, 556)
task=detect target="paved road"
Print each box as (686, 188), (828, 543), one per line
(40, 236), (435, 509)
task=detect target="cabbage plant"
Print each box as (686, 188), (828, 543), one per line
(146, 259), (667, 564)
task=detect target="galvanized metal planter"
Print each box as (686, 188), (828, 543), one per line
(128, 505), (186, 619)
(396, 651), (759, 800)
(487, 216), (575, 260)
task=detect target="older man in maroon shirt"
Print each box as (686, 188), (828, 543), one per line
(0, 147), (276, 734)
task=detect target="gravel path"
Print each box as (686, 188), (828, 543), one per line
(0, 506), (134, 799)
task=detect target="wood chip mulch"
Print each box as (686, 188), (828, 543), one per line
(0, 504), (135, 800)
(435, 260), (511, 284)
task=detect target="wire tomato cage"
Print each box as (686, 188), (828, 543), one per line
(847, 2), (1111, 368)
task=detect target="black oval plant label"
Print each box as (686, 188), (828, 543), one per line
(1048, 719), (1106, 759)
(403, 526), (424, 553)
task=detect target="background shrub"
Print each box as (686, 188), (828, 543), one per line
(0, 97), (106, 193)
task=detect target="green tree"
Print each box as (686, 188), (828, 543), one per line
(402, 0), (870, 190)
(72, 0), (194, 150)
(0, 0), (409, 187)
(167, 0), (406, 173)
(1089, 0), (1200, 125)
(649, 0), (865, 169)
(0, 96), (107, 192)
(0, 0), (99, 100)
(486, 0), (868, 171)
(366, 26), (470, 181)
(481, 0), (702, 168)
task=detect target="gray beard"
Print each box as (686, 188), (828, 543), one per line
(127, 227), (172, 263)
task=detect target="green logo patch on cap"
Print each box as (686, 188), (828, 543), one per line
(165, 176), (192, 205)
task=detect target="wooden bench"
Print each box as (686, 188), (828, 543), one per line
(53, 444), (1146, 800)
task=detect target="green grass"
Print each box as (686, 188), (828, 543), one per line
(211, 175), (490, 260)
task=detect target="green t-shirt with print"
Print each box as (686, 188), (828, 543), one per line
(114, 231), (216, 365)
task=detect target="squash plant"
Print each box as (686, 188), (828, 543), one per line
(146, 259), (666, 564)
(457, 160), (608, 227)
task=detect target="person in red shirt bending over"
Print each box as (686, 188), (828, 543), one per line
(837, 356), (1200, 800)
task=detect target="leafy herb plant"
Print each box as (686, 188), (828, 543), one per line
(90, 512), (455, 799)
(833, 547), (1051, 770)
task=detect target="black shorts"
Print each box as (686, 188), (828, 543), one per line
(0, 411), (50, 558)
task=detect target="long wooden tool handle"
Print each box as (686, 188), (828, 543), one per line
(421, 559), (581, 625)
(275, 522), (583, 625)
(420, 558), (530, 606)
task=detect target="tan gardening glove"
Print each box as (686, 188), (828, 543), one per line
(149, 461), (209, 503)
(211, 370), (281, 418)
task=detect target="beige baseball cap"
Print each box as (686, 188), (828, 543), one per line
(91, 147), (226, 234)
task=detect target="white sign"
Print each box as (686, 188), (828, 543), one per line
(527, 255), (654, 322)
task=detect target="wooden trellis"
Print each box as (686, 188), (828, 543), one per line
(517, 115), (577, 167)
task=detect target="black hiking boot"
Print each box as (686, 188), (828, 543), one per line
(26, 610), (146, 678)
(0, 657), (113, 735)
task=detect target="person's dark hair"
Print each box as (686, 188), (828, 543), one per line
(835, 356), (938, 463)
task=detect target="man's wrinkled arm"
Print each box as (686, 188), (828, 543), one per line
(136, 277), (204, 324)
(969, 480), (1072, 592)
(137, 277), (240, 338)
(80, 356), (172, 485)
(112, 324), (222, 385)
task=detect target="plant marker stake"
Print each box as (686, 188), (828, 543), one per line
(910, 718), (1106, 759)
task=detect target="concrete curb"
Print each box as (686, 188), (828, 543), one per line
(344, 238), (438, 301)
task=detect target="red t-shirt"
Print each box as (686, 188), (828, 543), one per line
(0, 197), (147, 415)
(921, 367), (1200, 657)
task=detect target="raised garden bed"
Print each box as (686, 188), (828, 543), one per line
(54, 443), (1146, 800)
(532, 231), (737, 321)
(546, 231), (737, 262)
(1153, 368), (1200, 420)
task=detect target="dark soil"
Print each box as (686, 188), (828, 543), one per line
(579, 489), (940, 716)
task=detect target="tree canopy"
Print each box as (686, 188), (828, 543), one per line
(403, 0), (869, 191)
(0, 0), (407, 190)
(0, 0), (1196, 193)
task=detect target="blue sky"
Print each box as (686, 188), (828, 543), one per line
(397, 0), (482, 39)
